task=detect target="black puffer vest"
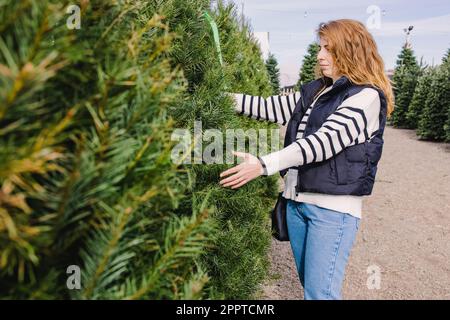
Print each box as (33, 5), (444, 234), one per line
(281, 76), (387, 196)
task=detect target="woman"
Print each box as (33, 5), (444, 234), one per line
(219, 19), (394, 300)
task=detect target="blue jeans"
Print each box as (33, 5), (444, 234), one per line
(286, 199), (360, 300)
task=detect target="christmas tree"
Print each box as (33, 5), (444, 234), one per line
(446, 101), (450, 142)
(405, 66), (434, 129)
(296, 42), (320, 89)
(0, 0), (213, 299)
(417, 52), (450, 141)
(445, 49), (450, 142)
(0, 0), (277, 299)
(161, 0), (277, 299)
(265, 53), (281, 95)
(442, 48), (450, 64)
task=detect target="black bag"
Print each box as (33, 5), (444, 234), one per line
(271, 192), (289, 241)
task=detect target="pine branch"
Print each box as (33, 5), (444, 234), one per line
(123, 205), (214, 300)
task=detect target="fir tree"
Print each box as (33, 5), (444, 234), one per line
(417, 58), (450, 141)
(445, 48), (450, 142)
(390, 46), (421, 127)
(442, 48), (450, 64)
(155, 0), (275, 299)
(182, 0), (275, 299)
(265, 53), (281, 95)
(445, 100), (450, 142)
(0, 0), (216, 299)
(296, 42), (320, 89)
(0, 0), (276, 299)
(442, 49), (450, 142)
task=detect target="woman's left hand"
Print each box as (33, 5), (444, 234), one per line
(219, 151), (264, 189)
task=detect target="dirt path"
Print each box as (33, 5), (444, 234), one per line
(259, 126), (450, 300)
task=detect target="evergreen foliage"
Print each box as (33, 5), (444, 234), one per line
(0, 0), (278, 299)
(296, 42), (319, 89)
(405, 66), (435, 129)
(417, 57), (450, 141)
(265, 53), (281, 95)
(390, 46), (421, 127)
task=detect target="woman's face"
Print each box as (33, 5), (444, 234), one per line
(317, 37), (341, 82)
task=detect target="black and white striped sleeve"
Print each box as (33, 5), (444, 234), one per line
(232, 92), (301, 126)
(259, 88), (381, 175)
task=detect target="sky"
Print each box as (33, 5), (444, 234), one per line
(226, 0), (450, 86)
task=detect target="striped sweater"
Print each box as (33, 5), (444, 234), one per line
(231, 83), (381, 218)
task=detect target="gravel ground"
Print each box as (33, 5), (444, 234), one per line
(258, 126), (450, 300)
